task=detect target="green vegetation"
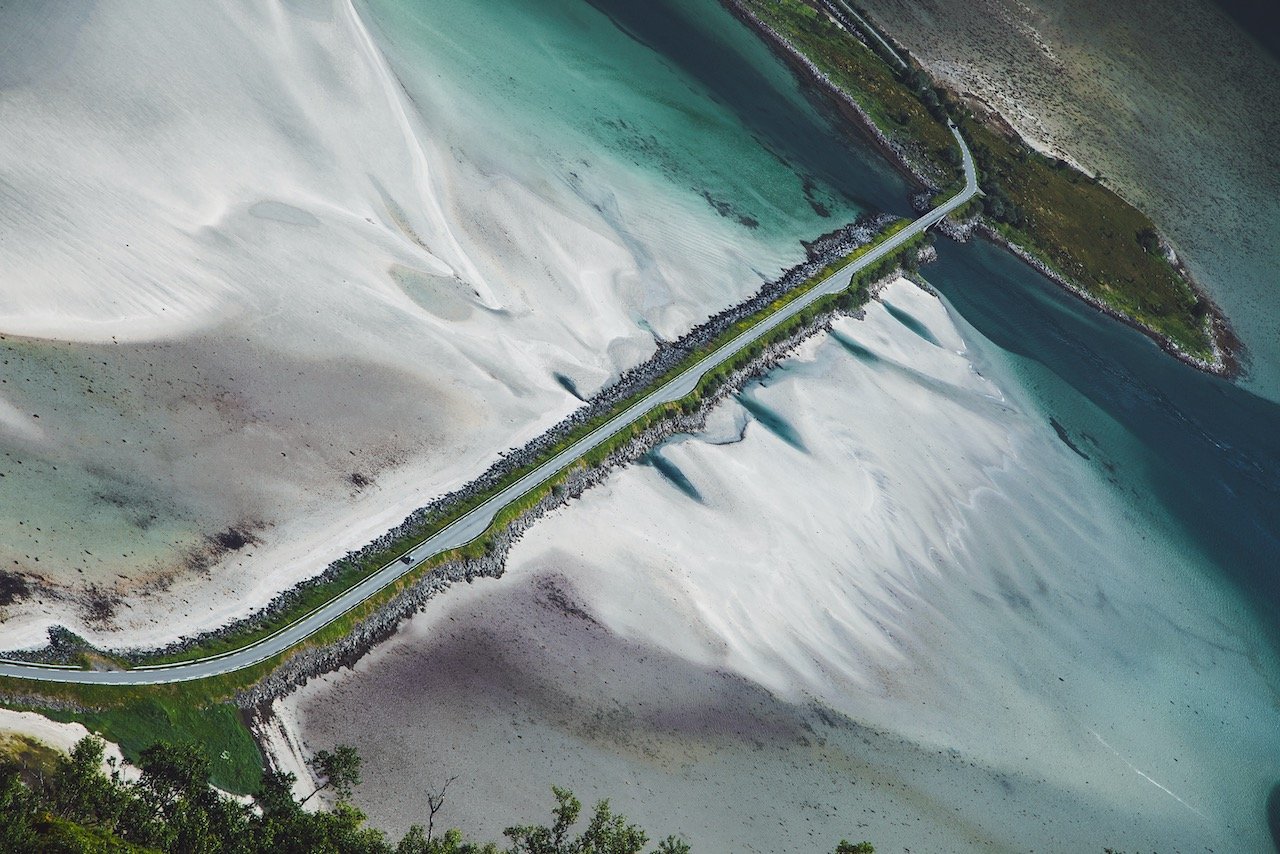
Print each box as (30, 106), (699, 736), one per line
(0, 733), (61, 781)
(961, 117), (1212, 357)
(42, 700), (262, 795)
(835, 844), (875, 854)
(740, 0), (1215, 360)
(0, 736), (876, 853)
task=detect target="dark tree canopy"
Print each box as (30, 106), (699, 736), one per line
(0, 736), (880, 853)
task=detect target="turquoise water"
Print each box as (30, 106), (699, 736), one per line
(413, 0), (1280, 653)
(931, 241), (1280, 629)
(571, 0), (1280, 731)
(346, 0), (1280, 847)
(929, 239), (1280, 848)
(358, 0), (911, 254)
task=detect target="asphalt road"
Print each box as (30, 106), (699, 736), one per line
(0, 124), (977, 685)
(830, 0), (908, 69)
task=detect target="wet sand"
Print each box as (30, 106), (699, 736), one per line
(283, 282), (1278, 850)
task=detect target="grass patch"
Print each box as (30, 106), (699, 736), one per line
(45, 699), (262, 795)
(961, 117), (1212, 357)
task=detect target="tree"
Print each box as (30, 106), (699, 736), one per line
(576, 797), (646, 853)
(398, 825), (500, 854)
(424, 775), (458, 844)
(135, 742), (250, 852)
(139, 742), (210, 802)
(0, 763), (40, 852)
(835, 842), (875, 853)
(505, 786), (580, 853)
(46, 735), (108, 822)
(398, 825), (430, 854)
(254, 769), (301, 818)
(503, 787), (684, 854)
(305, 744), (363, 804)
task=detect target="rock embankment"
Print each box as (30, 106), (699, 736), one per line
(238, 260), (910, 707)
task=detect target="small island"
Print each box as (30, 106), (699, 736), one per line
(727, 0), (1235, 374)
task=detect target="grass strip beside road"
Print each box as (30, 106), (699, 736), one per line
(126, 217), (913, 670)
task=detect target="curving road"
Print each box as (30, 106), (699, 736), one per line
(829, 0), (908, 70)
(0, 124), (977, 685)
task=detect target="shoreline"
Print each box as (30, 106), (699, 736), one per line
(2, 0), (1237, 671)
(722, 0), (1240, 379)
(2, 0), (1238, 689)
